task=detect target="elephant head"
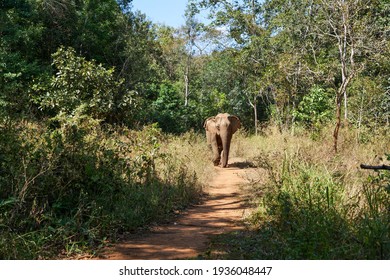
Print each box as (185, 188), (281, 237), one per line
(204, 113), (241, 168)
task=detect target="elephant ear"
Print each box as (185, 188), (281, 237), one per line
(228, 115), (241, 134)
(203, 117), (215, 131)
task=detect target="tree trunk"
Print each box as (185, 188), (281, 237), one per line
(344, 90), (348, 120)
(334, 74), (350, 153)
(253, 96), (258, 136)
(247, 92), (258, 135)
(184, 60), (190, 106)
(333, 96), (342, 153)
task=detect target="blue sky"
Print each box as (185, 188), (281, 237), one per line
(131, 0), (211, 28)
(131, 0), (188, 27)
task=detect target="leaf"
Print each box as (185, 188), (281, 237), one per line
(0, 197), (18, 208)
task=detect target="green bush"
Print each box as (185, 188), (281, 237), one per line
(33, 47), (135, 122)
(293, 85), (333, 131)
(151, 82), (199, 133)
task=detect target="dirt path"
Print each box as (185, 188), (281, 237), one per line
(99, 157), (253, 260)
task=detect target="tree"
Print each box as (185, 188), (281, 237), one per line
(0, 0), (48, 119)
(182, 0), (212, 107)
(318, 0), (388, 152)
(197, 0), (269, 132)
(36, 47), (132, 122)
(155, 25), (186, 82)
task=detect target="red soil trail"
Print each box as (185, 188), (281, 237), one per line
(98, 157), (253, 260)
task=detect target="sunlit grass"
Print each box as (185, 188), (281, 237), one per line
(204, 125), (389, 259)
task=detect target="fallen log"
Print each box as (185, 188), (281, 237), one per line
(360, 164), (390, 171)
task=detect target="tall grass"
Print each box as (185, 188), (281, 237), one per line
(160, 130), (216, 186)
(208, 125), (389, 259)
(0, 121), (203, 259)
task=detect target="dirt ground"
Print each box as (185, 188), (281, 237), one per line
(97, 157), (254, 260)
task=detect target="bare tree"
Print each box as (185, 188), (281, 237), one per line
(319, 0), (385, 152)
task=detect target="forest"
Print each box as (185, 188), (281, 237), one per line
(0, 0), (389, 259)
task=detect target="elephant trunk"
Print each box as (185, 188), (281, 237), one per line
(220, 128), (232, 168)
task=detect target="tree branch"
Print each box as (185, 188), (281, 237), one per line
(360, 164), (390, 171)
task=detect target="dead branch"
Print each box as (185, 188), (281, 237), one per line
(360, 164), (390, 171)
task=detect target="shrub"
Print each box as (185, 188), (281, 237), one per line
(293, 85), (333, 131)
(0, 119), (202, 259)
(248, 150), (389, 259)
(33, 47), (135, 123)
(151, 82), (199, 133)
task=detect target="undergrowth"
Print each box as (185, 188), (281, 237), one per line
(0, 119), (202, 259)
(206, 126), (389, 259)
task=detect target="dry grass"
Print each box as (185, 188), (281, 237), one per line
(200, 125), (389, 259)
(233, 125), (388, 185)
(160, 131), (217, 187)
(163, 124), (388, 194)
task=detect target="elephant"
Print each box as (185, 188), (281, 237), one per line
(204, 113), (241, 168)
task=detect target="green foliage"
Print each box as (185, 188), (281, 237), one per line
(349, 77), (390, 133)
(0, 43), (44, 119)
(0, 121), (202, 259)
(1, 0), (162, 122)
(33, 47), (135, 122)
(293, 86), (333, 130)
(38, 47), (113, 118)
(196, 50), (249, 120)
(1, 0), (45, 61)
(150, 82), (199, 133)
(203, 89), (229, 115)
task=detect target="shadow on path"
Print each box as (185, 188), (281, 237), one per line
(98, 157), (255, 260)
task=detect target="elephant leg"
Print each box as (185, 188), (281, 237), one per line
(216, 135), (223, 166)
(206, 130), (212, 148)
(210, 134), (221, 166)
